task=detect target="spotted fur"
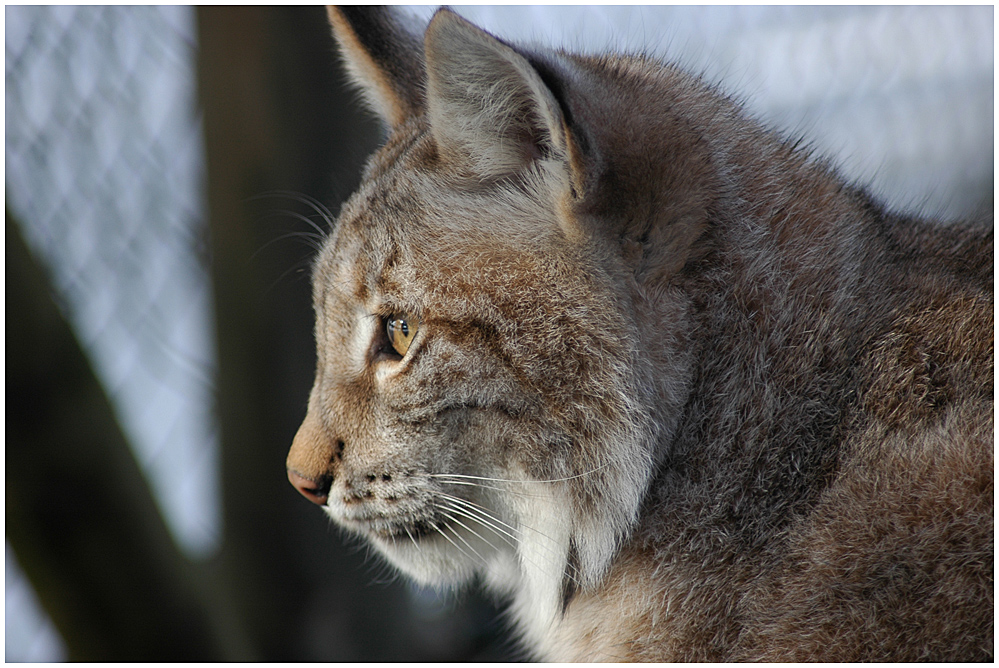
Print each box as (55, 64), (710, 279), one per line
(286, 7), (993, 660)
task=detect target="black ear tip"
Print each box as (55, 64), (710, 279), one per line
(327, 3), (426, 127)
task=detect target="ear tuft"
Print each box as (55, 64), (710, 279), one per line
(327, 6), (425, 129)
(423, 9), (571, 179)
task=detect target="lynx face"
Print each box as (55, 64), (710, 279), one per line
(286, 8), (705, 620)
(289, 115), (672, 613)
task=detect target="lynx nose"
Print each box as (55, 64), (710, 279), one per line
(287, 469), (331, 505)
(287, 409), (337, 505)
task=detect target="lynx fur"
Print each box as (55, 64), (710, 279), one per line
(287, 7), (993, 661)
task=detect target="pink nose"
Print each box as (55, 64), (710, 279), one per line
(287, 469), (330, 505)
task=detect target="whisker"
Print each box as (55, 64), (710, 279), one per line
(436, 492), (516, 531)
(435, 509), (494, 567)
(439, 510), (499, 562)
(430, 463), (610, 485)
(250, 190), (336, 232)
(279, 190), (336, 226)
(264, 254), (314, 294)
(435, 495), (519, 550)
(434, 493), (567, 561)
(437, 494), (559, 553)
(250, 229), (325, 260)
(430, 478), (545, 499)
(436, 494), (583, 586)
(404, 525), (420, 550)
(430, 519), (475, 562)
(258, 208), (329, 238)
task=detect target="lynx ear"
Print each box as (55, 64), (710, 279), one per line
(424, 9), (587, 190)
(327, 6), (425, 128)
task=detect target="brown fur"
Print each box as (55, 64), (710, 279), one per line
(287, 7), (993, 660)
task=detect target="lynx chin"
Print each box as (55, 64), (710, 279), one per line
(286, 7), (993, 661)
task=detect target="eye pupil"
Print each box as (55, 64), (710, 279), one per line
(386, 313), (419, 357)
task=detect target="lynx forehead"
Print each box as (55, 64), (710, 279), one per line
(287, 7), (993, 661)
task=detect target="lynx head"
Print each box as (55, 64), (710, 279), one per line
(287, 7), (706, 624)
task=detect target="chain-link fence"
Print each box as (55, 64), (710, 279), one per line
(5, 5), (993, 662)
(6, 6), (218, 659)
(6, 5), (219, 552)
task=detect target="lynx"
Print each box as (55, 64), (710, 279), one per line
(286, 7), (993, 661)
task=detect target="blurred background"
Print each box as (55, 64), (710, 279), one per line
(5, 5), (992, 661)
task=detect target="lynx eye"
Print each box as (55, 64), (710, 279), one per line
(386, 313), (419, 357)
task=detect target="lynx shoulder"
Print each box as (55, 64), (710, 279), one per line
(286, 7), (993, 661)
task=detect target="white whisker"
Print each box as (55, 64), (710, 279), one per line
(250, 190), (336, 232)
(430, 477), (545, 499)
(436, 492), (517, 533)
(430, 519), (475, 562)
(435, 509), (493, 567)
(435, 492), (582, 578)
(429, 463), (609, 485)
(435, 494), (583, 587)
(441, 511), (500, 560)
(436, 495), (519, 550)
